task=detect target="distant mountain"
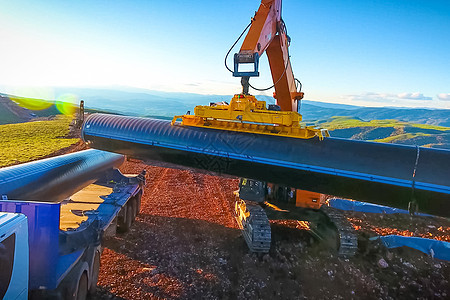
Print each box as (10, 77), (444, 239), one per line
(322, 116), (450, 150)
(49, 87), (450, 127)
(45, 87), (449, 149)
(2, 87), (449, 132)
(0, 94), (63, 124)
(256, 95), (361, 110)
(52, 87), (231, 118)
(301, 105), (450, 127)
(0, 93), (112, 125)
(1, 87), (449, 149)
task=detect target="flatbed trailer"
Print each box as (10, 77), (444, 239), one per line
(0, 150), (144, 299)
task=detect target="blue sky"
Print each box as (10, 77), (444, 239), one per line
(0, 0), (449, 109)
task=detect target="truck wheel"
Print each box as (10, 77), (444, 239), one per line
(124, 203), (134, 232)
(89, 252), (101, 295)
(133, 195), (141, 219)
(128, 200), (136, 224)
(76, 273), (88, 300)
(117, 206), (132, 233)
(135, 194), (141, 216)
(136, 192), (142, 215)
(117, 207), (126, 233)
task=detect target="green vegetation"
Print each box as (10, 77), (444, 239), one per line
(0, 115), (79, 167)
(322, 116), (450, 131)
(407, 123), (450, 131)
(373, 133), (431, 143)
(0, 94), (80, 125)
(321, 116), (450, 149)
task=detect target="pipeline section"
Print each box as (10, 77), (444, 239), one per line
(0, 149), (125, 202)
(81, 113), (450, 217)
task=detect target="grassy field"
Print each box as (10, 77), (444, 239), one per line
(319, 116), (450, 149)
(0, 115), (79, 167)
(321, 116), (450, 131)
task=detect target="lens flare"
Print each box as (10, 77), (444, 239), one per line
(8, 86), (55, 110)
(56, 93), (78, 115)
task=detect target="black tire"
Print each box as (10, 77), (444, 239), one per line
(117, 205), (132, 233)
(127, 200), (136, 225)
(125, 202), (134, 229)
(131, 198), (138, 222)
(116, 207), (126, 233)
(135, 193), (142, 216)
(89, 252), (100, 295)
(75, 273), (88, 300)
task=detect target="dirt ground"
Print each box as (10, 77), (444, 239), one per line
(92, 159), (450, 300)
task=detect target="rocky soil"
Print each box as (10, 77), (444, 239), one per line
(92, 159), (450, 300)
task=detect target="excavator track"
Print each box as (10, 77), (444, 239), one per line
(235, 199), (271, 253)
(320, 205), (358, 257)
(265, 203), (358, 257)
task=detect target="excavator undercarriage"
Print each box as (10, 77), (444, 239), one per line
(235, 199), (272, 252)
(234, 178), (358, 257)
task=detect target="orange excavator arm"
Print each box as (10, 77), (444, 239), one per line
(239, 0), (281, 58)
(233, 0), (303, 113)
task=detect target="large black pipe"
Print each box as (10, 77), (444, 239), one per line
(81, 113), (450, 217)
(0, 149), (125, 202)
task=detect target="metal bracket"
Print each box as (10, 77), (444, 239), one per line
(409, 146), (421, 216)
(233, 52), (260, 77)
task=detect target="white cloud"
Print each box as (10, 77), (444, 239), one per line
(342, 92), (395, 103)
(397, 92), (432, 101)
(437, 93), (450, 101)
(342, 92), (433, 103)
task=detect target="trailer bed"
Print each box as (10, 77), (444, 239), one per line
(60, 184), (113, 231)
(0, 168), (145, 291)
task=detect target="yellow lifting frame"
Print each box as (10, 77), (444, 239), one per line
(172, 94), (329, 140)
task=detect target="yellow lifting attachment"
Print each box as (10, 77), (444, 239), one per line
(172, 94), (329, 140)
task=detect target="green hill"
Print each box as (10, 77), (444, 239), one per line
(321, 116), (450, 149)
(0, 94), (75, 125)
(0, 115), (79, 167)
(0, 93), (114, 125)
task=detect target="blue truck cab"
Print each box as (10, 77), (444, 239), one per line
(0, 212), (29, 299)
